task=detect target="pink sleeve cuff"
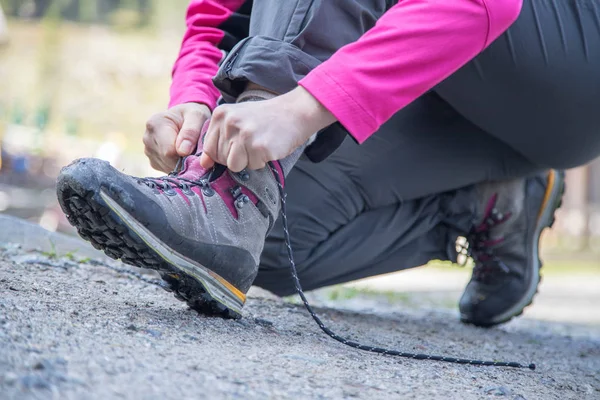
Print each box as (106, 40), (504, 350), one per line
(299, 69), (377, 144)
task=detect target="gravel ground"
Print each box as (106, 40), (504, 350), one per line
(1, 243), (599, 400)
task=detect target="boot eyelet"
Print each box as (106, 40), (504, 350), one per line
(179, 183), (194, 196)
(162, 186), (177, 196)
(230, 186), (242, 198)
(202, 187), (215, 197)
(235, 195), (249, 209)
(237, 170), (250, 181)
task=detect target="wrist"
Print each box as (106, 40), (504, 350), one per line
(288, 86), (337, 134)
(169, 100), (213, 113)
(182, 102), (211, 111)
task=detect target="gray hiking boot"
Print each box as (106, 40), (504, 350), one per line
(56, 148), (301, 319)
(459, 170), (565, 327)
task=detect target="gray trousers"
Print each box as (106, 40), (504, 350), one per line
(213, 0), (600, 296)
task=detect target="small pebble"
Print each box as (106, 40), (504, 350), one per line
(144, 329), (162, 338)
(254, 318), (274, 327)
(484, 386), (511, 396)
(18, 375), (53, 390)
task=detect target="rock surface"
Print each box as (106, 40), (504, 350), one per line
(0, 218), (599, 399)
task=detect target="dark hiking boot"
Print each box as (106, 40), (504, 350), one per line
(459, 170), (565, 327)
(56, 148), (301, 319)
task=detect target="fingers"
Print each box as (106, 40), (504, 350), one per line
(143, 103), (212, 173)
(202, 102), (296, 172)
(202, 109), (221, 168)
(226, 141), (249, 173)
(175, 105), (210, 156)
(199, 153), (215, 169)
(246, 142), (268, 170)
(217, 117), (235, 167)
(204, 105), (249, 172)
(143, 113), (179, 173)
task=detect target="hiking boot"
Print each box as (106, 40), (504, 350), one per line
(459, 170), (565, 327)
(56, 148), (302, 319)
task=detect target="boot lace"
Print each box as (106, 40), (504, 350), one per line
(136, 157), (226, 196)
(457, 193), (513, 283)
(268, 163), (534, 370)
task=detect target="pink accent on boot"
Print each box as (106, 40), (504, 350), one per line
(172, 188), (191, 206)
(210, 172), (259, 219)
(178, 156), (210, 181)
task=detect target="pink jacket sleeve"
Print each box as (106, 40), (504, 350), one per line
(299, 0), (523, 143)
(169, 0), (246, 109)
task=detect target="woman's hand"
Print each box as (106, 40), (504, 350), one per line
(143, 103), (211, 173)
(200, 86), (336, 172)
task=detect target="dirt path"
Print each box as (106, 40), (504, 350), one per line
(1, 241), (598, 400)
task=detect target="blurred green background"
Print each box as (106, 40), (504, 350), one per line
(0, 0), (190, 230)
(0, 0), (598, 257)
(0, 0), (187, 158)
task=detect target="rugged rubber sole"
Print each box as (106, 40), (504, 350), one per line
(57, 178), (243, 319)
(461, 170), (565, 327)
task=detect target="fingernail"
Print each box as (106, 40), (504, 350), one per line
(179, 140), (193, 155)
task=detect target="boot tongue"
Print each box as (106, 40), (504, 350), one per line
(175, 120), (211, 180)
(172, 120), (209, 181)
(176, 156), (209, 181)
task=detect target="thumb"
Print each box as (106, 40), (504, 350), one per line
(175, 110), (206, 157)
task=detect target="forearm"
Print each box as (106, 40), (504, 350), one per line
(299, 0), (523, 143)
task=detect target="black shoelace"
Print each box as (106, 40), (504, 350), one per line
(137, 159), (227, 195)
(267, 162), (535, 370)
